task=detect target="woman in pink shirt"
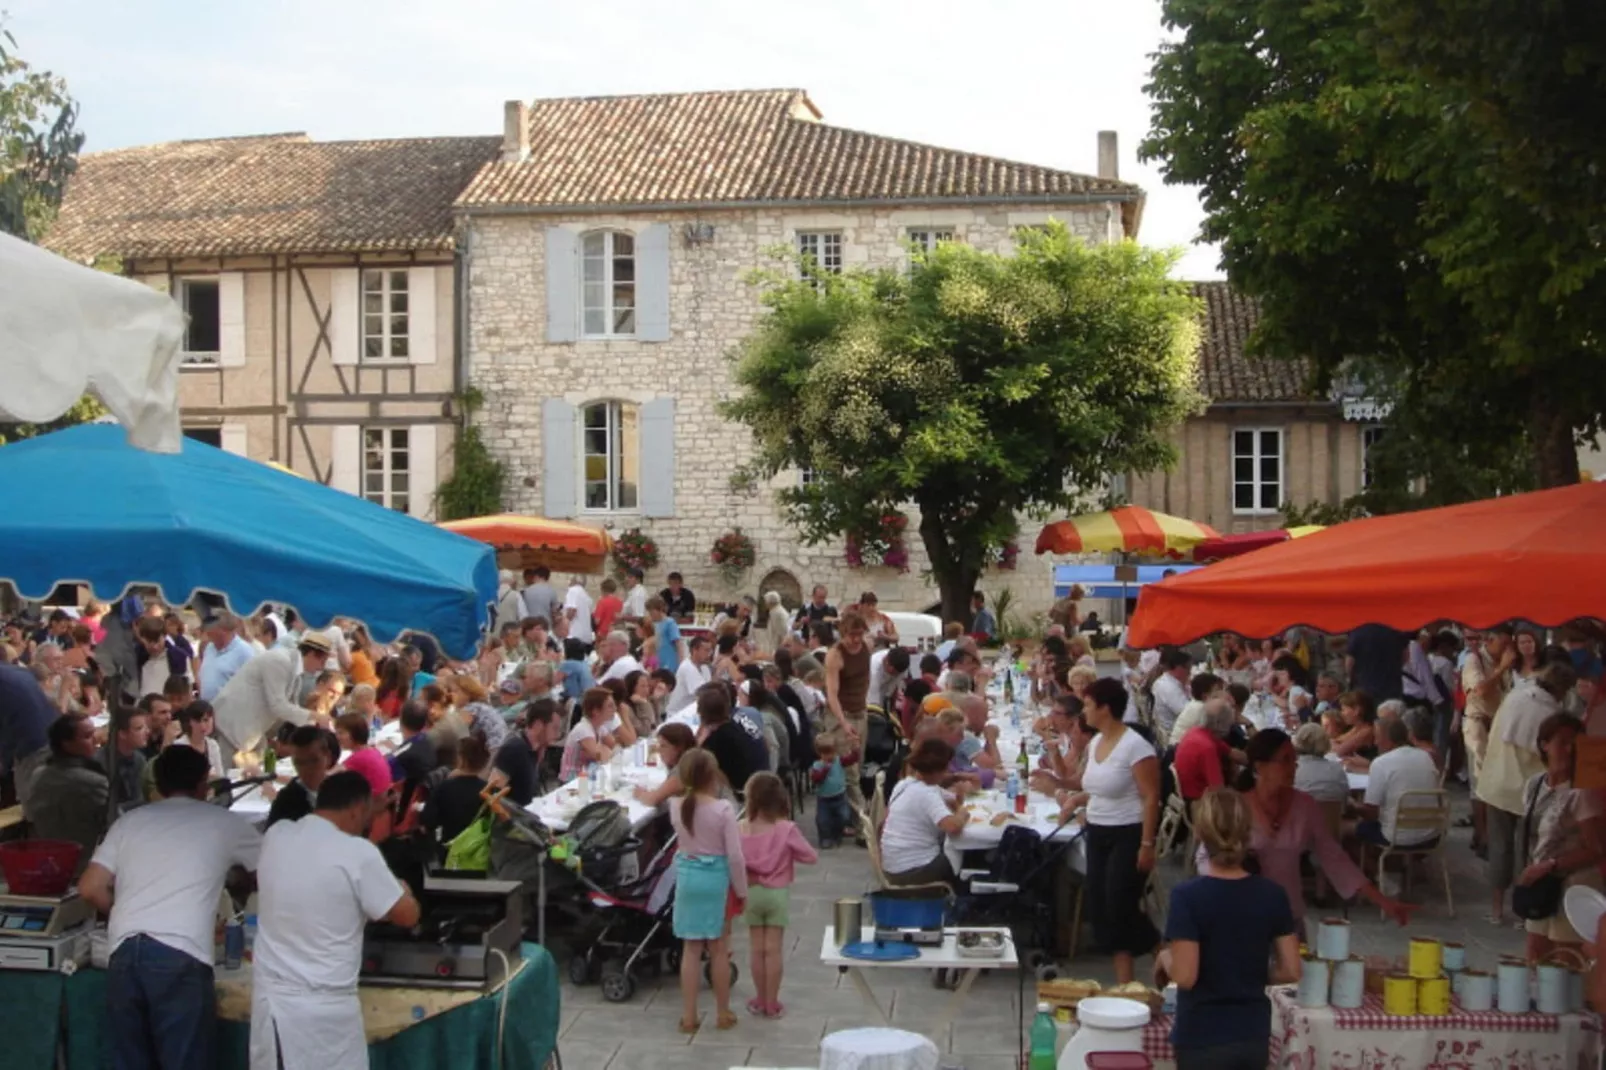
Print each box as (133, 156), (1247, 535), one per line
(1201, 728), (1414, 936)
(335, 712), (393, 798)
(738, 772), (818, 1019)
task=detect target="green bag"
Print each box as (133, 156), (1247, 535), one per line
(445, 807), (493, 872)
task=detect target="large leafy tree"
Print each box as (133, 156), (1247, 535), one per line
(723, 226), (1204, 624)
(1142, 0), (1604, 497)
(0, 27), (99, 444)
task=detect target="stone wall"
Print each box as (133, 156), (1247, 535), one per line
(465, 201), (1123, 622)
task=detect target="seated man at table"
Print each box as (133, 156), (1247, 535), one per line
(79, 745), (263, 1070)
(28, 713), (108, 872)
(1355, 715), (1440, 851)
(1172, 698), (1240, 804)
(266, 723), (341, 828)
(251, 772), (420, 1070)
(493, 697), (564, 805)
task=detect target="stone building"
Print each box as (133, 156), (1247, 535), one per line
(455, 88), (1144, 612)
(46, 132), (499, 520)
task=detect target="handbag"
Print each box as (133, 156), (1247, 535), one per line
(1511, 778), (1565, 921)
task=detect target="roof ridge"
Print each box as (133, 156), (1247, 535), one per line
(778, 114), (1140, 191)
(526, 87), (805, 105)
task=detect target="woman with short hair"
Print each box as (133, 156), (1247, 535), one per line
(1291, 723), (1351, 804)
(880, 739), (969, 888)
(1516, 713), (1605, 960)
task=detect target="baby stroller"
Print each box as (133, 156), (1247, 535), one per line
(566, 833), (740, 1002)
(482, 793), (640, 938)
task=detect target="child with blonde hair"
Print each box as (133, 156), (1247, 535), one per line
(738, 772), (817, 1018)
(670, 749), (745, 1033)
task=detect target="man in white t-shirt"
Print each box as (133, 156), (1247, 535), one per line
(868, 646), (911, 712)
(1359, 716), (1440, 848)
(564, 577), (596, 654)
(596, 631), (643, 684)
(79, 746), (263, 1070)
(619, 567), (648, 623)
(667, 635), (713, 715)
(1149, 649), (1193, 739)
(250, 772), (420, 1070)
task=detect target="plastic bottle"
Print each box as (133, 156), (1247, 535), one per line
(224, 916), (244, 970)
(370, 711), (383, 739)
(262, 744), (277, 777)
(577, 767), (592, 803)
(1029, 1001), (1057, 1070)
(1006, 771), (1019, 806)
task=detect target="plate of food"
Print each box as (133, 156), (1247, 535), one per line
(955, 929), (1008, 958)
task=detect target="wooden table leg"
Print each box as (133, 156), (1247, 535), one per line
(933, 967), (982, 1037)
(844, 967), (892, 1025)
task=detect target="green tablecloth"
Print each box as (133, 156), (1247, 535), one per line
(1, 942), (560, 1070)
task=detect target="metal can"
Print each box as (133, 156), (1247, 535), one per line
(1383, 973), (1418, 1016)
(224, 917), (244, 970)
(1418, 974), (1451, 1015)
(1408, 937), (1443, 980)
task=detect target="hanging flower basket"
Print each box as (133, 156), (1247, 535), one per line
(611, 526), (660, 576)
(710, 529), (756, 585)
(844, 512), (911, 573)
(993, 539), (1020, 571)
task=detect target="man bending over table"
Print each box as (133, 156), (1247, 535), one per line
(79, 745), (263, 1070)
(251, 771), (420, 1070)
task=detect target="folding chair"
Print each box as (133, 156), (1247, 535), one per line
(1374, 789), (1453, 918)
(858, 807), (951, 895)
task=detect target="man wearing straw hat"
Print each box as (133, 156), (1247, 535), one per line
(212, 632), (334, 762)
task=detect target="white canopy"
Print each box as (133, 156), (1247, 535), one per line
(0, 233), (185, 453)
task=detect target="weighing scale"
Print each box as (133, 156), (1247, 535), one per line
(0, 891), (95, 972)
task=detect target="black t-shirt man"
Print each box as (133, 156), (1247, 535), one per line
(796, 601), (839, 646)
(660, 585), (697, 623)
(701, 720), (766, 800)
(1347, 624), (1410, 704)
(493, 732), (550, 806)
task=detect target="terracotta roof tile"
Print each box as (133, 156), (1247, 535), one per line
(1192, 281), (1319, 403)
(47, 134), (500, 260)
(457, 88), (1139, 209)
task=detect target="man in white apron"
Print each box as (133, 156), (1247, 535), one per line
(250, 771), (420, 1070)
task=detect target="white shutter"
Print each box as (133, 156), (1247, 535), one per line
(407, 266), (437, 365)
(219, 273), (246, 367)
(329, 269), (360, 365)
(331, 425), (361, 493)
(409, 423), (438, 520)
(220, 424), (248, 456)
(542, 399), (577, 518)
(639, 397), (676, 518)
(636, 223), (671, 342)
(544, 227), (578, 343)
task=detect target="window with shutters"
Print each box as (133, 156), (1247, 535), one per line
(1232, 427), (1284, 515)
(798, 467), (818, 487)
(362, 427), (410, 514)
(361, 269), (409, 361)
(178, 278), (220, 365)
(581, 401), (639, 512)
(581, 230), (636, 337)
(796, 231), (842, 284)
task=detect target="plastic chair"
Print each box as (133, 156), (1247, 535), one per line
(1374, 788), (1453, 918)
(858, 808), (951, 896)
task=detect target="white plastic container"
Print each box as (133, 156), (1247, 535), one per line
(1058, 997), (1150, 1069)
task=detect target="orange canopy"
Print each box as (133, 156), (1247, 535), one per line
(439, 514), (613, 573)
(1127, 482), (1606, 647)
(1035, 506), (1219, 560)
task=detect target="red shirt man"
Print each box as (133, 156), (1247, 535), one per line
(1173, 699), (1234, 801)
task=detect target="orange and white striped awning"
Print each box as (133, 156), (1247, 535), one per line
(1034, 506), (1219, 560)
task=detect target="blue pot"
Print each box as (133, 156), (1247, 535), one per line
(867, 888), (950, 929)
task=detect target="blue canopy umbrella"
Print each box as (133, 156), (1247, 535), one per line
(0, 424), (497, 657)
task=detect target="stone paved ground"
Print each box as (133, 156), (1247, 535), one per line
(548, 780), (1524, 1070)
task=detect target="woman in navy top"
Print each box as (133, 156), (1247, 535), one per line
(1157, 787), (1302, 1070)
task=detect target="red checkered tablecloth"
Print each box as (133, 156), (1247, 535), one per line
(1269, 986), (1602, 1070)
(1142, 1013), (1173, 1063)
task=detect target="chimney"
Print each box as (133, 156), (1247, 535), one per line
(1097, 130), (1119, 180)
(502, 100), (529, 163)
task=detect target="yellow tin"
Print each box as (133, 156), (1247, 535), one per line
(1408, 937), (1443, 980)
(1418, 974), (1451, 1015)
(1383, 973), (1419, 1016)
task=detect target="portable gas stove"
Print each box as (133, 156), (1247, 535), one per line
(871, 923), (946, 947)
(360, 873), (524, 990)
(0, 891), (95, 972)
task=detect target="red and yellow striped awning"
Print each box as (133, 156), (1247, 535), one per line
(1034, 506), (1219, 560)
(439, 514), (614, 574)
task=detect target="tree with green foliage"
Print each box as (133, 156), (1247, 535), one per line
(435, 388), (506, 520)
(0, 26), (100, 444)
(723, 225), (1204, 624)
(1, 27), (82, 240)
(1142, 0), (1604, 498)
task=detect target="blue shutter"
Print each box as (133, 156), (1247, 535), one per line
(639, 397), (676, 517)
(542, 398), (577, 518)
(635, 223), (671, 342)
(544, 227), (578, 343)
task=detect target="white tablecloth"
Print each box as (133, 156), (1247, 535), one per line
(525, 762), (667, 833)
(820, 1028), (938, 1070)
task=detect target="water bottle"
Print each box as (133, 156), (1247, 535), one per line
(1006, 771), (1019, 806)
(370, 711), (383, 738)
(224, 916), (244, 970)
(577, 767), (592, 803)
(1029, 1001), (1057, 1070)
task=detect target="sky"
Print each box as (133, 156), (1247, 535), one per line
(7, 0), (1222, 279)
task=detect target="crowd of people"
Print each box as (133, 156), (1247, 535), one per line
(7, 570), (1606, 1069)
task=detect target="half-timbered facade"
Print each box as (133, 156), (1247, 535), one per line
(47, 133), (499, 519)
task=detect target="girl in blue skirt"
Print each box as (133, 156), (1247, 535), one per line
(669, 748), (747, 1032)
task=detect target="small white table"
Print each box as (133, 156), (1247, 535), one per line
(819, 925), (1017, 1040)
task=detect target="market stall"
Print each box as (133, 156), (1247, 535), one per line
(0, 943), (561, 1070)
(441, 514), (614, 576)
